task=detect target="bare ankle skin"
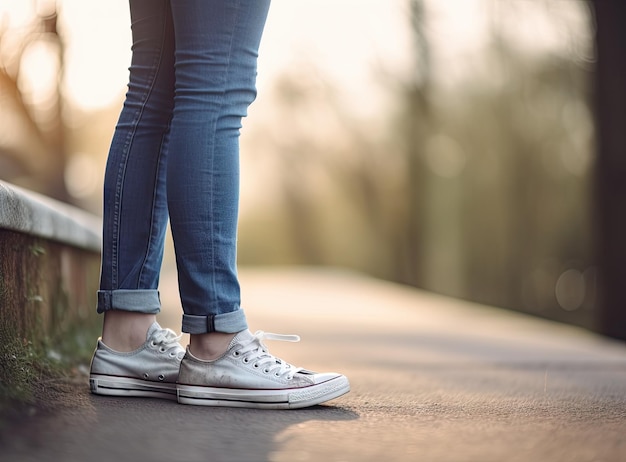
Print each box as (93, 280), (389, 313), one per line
(102, 310), (157, 352)
(189, 332), (238, 360)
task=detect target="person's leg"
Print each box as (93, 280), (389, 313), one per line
(90, 0), (185, 400)
(97, 0), (175, 351)
(167, 0), (349, 408)
(167, 0), (271, 344)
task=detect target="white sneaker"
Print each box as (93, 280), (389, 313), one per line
(89, 322), (185, 400)
(177, 330), (350, 409)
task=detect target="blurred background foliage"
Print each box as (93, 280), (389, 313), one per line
(0, 1), (597, 329)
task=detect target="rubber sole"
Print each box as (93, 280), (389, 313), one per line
(89, 374), (178, 401)
(177, 375), (350, 409)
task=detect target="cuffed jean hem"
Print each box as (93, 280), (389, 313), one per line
(96, 289), (161, 314)
(182, 308), (248, 334)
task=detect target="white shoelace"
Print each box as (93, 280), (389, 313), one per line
(237, 331), (303, 379)
(151, 328), (185, 360)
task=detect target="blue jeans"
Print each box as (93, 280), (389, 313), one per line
(97, 0), (271, 334)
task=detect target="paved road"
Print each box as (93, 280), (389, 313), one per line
(3, 267), (626, 461)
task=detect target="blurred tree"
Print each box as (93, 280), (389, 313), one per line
(0, 1), (70, 202)
(271, 73), (329, 265)
(592, 0), (626, 340)
(394, 0), (431, 287)
(458, 2), (594, 325)
(240, 0), (597, 333)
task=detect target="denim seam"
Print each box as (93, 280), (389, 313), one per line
(111, 4), (166, 290)
(138, 6), (171, 288)
(205, 1), (242, 312)
(216, 1), (242, 310)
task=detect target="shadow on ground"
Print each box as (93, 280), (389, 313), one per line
(1, 387), (359, 462)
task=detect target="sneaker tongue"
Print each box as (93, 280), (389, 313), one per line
(146, 322), (162, 340)
(230, 329), (253, 347)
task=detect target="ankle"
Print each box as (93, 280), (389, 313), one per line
(102, 311), (156, 352)
(189, 331), (238, 360)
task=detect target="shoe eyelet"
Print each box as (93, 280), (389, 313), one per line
(275, 372), (280, 377)
(233, 351), (240, 357)
(143, 373), (149, 379)
(159, 347), (166, 353)
(253, 364), (259, 368)
(263, 369), (270, 374)
(243, 358), (249, 364)
(158, 374), (165, 381)
(169, 352), (176, 357)
(150, 341), (157, 347)
(287, 376), (293, 380)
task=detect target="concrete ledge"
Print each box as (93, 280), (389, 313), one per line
(0, 181), (101, 351)
(0, 181), (100, 252)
